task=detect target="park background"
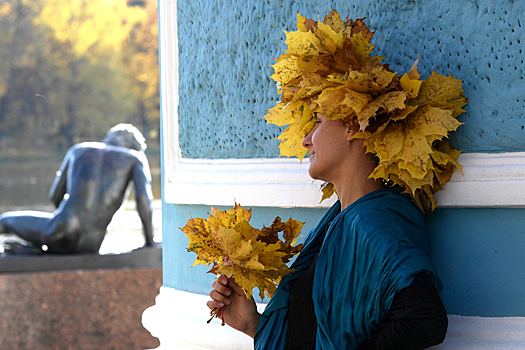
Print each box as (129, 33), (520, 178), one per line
(0, 0), (162, 254)
(0, 2), (163, 349)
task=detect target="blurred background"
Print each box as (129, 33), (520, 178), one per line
(0, 0), (161, 253)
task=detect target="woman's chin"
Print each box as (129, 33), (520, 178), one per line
(307, 166), (320, 181)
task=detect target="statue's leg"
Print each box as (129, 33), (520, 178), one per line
(75, 228), (107, 253)
(0, 211), (54, 246)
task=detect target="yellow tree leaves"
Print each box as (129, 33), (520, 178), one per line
(181, 204), (304, 301)
(265, 9), (468, 212)
(360, 63), (467, 211)
(36, 0), (145, 58)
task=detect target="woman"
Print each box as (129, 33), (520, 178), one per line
(208, 10), (464, 349)
(208, 113), (448, 349)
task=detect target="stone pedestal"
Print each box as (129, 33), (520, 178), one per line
(0, 247), (162, 350)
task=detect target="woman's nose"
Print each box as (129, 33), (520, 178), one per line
(302, 130), (313, 149)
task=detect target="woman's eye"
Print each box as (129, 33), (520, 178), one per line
(315, 119), (322, 124)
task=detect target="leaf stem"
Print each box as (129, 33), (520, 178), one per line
(207, 306), (225, 326)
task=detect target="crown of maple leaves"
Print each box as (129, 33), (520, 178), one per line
(265, 9), (468, 212)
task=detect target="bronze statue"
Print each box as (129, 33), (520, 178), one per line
(0, 124), (155, 254)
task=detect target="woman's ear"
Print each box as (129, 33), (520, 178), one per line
(345, 118), (360, 141)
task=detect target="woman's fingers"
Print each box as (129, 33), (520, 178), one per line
(212, 276), (232, 295)
(227, 276), (246, 296)
(209, 289), (231, 304)
(206, 298), (225, 309)
(208, 275), (233, 309)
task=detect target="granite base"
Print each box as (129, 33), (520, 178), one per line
(0, 249), (162, 350)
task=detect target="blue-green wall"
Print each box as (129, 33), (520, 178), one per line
(177, 0), (525, 158)
(162, 204), (525, 317)
(427, 208), (525, 317)
(162, 203), (525, 316)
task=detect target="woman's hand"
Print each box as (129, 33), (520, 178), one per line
(207, 275), (261, 338)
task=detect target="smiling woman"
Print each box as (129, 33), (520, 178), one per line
(149, 0), (525, 349)
(207, 11), (451, 350)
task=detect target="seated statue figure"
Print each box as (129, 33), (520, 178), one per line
(0, 124), (155, 254)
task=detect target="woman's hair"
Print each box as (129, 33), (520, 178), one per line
(102, 123), (147, 152)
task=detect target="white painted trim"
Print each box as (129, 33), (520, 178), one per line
(432, 315), (525, 349)
(164, 158), (336, 208)
(159, 0), (181, 188)
(142, 288), (525, 350)
(434, 152), (525, 208)
(163, 152), (525, 208)
(142, 287), (264, 350)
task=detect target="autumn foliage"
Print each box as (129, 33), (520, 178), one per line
(0, 0), (159, 150)
(265, 10), (467, 212)
(181, 204), (304, 301)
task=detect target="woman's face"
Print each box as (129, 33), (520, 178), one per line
(301, 113), (351, 182)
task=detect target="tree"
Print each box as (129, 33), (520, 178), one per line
(0, 0), (160, 152)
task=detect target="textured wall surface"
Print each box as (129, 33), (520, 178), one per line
(177, 0), (525, 159)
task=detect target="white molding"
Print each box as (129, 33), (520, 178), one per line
(164, 158), (336, 208)
(159, 0), (181, 186)
(142, 288), (525, 350)
(163, 152), (525, 208)
(434, 152), (525, 208)
(142, 287), (264, 350)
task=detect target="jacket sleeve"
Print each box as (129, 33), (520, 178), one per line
(360, 272), (448, 350)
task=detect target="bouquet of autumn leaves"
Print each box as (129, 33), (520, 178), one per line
(181, 204), (304, 324)
(266, 10), (468, 212)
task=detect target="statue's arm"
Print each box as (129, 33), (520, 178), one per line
(49, 151), (72, 208)
(133, 155), (154, 246)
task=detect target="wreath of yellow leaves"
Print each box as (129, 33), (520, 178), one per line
(265, 9), (468, 212)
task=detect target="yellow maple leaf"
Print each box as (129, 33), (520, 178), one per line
(400, 64), (422, 99)
(323, 8), (345, 33)
(357, 91), (408, 130)
(270, 56), (328, 85)
(316, 21), (345, 51)
(181, 218), (220, 267)
(320, 182), (336, 202)
(296, 13), (308, 32)
(410, 70), (466, 107)
(181, 204), (304, 301)
(265, 102), (297, 126)
(351, 31), (384, 64)
(275, 103), (315, 160)
(313, 86), (371, 120)
(285, 29), (322, 57)
(365, 104), (462, 195)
